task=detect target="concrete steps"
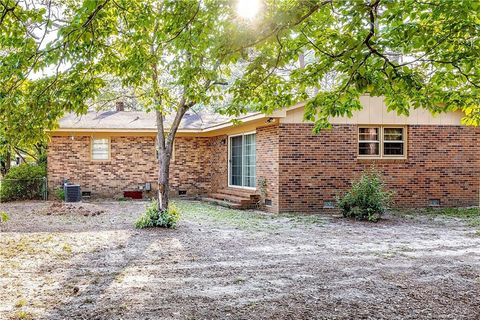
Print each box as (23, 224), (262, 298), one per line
(203, 188), (260, 210)
(201, 197), (244, 209)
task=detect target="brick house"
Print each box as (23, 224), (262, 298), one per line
(48, 96), (480, 213)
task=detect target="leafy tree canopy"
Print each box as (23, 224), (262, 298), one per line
(0, 0), (103, 152)
(2, 0), (479, 141)
(228, 0), (480, 131)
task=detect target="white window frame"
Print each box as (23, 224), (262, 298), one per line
(91, 137), (111, 161)
(358, 126), (407, 159)
(227, 131), (256, 190)
(358, 127), (381, 158)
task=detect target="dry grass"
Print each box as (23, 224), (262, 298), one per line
(0, 200), (479, 319)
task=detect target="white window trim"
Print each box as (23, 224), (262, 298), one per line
(91, 137), (111, 161)
(227, 131), (257, 190)
(358, 126), (407, 159)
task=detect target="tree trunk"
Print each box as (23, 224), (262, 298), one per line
(157, 152), (170, 212)
(156, 110), (169, 212)
(5, 151), (11, 173)
(154, 101), (190, 212)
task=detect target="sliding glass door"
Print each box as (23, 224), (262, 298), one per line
(229, 133), (256, 188)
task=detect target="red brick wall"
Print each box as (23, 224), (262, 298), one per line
(204, 135), (228, 192)
(48, 124), (479, 211)
(256, 125), (280, 212)
(278, 124), (480, 212)
(170, 136), (226, 195)
(47, 135), (228, 198)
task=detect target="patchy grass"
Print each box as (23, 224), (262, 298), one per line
(392, 207), (480, 235)
(10, 310), (34, 320)
(14, 299), (27, 308)
(62, 243), (73, 255)
(392, 207), (479, 219)
(1, 211), (9, 223)
(0, 235), (74, 260)
(2, 200), (480, 319)
(425, 207), (480, 218)
(177, 200), (272, 230)
(0, 236), (52, 259)
(281, 212), (331, 225)
(176, 200), (328, 231)
(425, 208), (480, 230)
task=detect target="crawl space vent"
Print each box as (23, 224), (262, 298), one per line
(323, 200), (335, 209)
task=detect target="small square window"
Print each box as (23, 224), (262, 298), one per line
(91, 138), (110, 160)
(358, 127), (380, 156)
(383, 128), (405, 156)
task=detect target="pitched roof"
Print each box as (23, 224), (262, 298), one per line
(58, 110), (246, 131)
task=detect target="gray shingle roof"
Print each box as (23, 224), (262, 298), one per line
(58, 110), (239, 131)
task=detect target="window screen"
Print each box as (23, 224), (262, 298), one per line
(92, 138), (109, 160)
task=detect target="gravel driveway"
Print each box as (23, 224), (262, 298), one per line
(1, 200), (479, 320)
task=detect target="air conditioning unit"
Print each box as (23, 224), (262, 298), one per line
(64, 184), (81, 202)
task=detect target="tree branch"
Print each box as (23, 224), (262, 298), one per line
(155, 0), (200, 53)
(82, 0), (109, 28)
(0, 0), (18, 26)
(363, 0), (399, 71)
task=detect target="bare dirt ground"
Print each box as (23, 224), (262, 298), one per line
(1, 200), (479, 320)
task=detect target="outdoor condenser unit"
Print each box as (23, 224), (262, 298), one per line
(64, 184), (81, 202)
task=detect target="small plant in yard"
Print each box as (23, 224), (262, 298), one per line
(55, 187), (65, 201)
(62, 243), (73, 255)
(11, 310), (34, 320)
(135, 200), (180, 229)
(1, 211), (9, 223)
(14, 298), (27, 308)
(337, 169), (394, 222)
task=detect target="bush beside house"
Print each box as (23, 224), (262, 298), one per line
(337, 169), (394, 222)
(0, 164), (47, 201)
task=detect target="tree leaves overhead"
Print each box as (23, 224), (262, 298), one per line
(0, 0), (104, 150)
(1, 0), (479, 147)
(229, 0), (480, 130)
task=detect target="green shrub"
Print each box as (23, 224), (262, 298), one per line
(135, 201), (180, 229)
(1, 211), (8, 223)
(337, 169), (394, 222)
(55, 187), (65, 201)
(0, 164), (46, 201)
(37, 152), (48, 167)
